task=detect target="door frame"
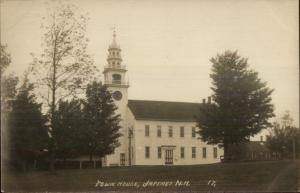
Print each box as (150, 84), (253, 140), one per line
(161, 145), (176, 165)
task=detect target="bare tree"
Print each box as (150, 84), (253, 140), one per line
(267, 111), (300, 159)
(30, 3), (98, 171)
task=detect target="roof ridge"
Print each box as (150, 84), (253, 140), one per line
(128, 99), (202, 105)
(128, 99), (201, 122)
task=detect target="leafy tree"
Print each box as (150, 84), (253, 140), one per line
(1, 44), (11, 75)
(1, 44), (18, 112)
(83, 81), (122, 161)
(8, 80), (49, 171)
(197, 51), (274, 160)
(29, 3), (97, 171)
(267, 111), (300, 159)
(1, 44), (19, 170)
(1, 74), (19, 167)
(53, 99), (85, 160)
(1, 75), (19, 109)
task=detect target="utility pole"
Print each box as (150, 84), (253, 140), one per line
(292, 137), (296, 160)
(290, 126), (297, 161)
(128, 127), (133, 166)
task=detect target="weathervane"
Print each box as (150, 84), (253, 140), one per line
(111, 26), (116, 39)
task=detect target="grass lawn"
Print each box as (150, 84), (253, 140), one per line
(2, 160), (299, 192)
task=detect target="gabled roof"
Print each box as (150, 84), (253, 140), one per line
(128, 100), (202, 122)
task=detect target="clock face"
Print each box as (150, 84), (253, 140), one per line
(113, 91), (122, 101)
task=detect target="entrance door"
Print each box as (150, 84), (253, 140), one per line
(120, 153), (125, 166)
(165, 149), (173, 165)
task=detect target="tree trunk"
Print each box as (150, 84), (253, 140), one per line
(223, 143), (229, 161)
(33, 160), (37, 170)
(49, 151), (56, 173)
(49, 32), (58, 173)
(89, 152), (93, 162)
(22, 161), (26, 173)
(292, 138), (296, 160)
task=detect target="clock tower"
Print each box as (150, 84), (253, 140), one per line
(103, 31), (129, 166)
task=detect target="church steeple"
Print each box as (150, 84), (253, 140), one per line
(107, 31), (122, 69)
(103, 31), (128, 88)
(102, 31), (129, 167)
(109, 30), (120, 49)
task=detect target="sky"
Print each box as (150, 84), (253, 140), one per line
(1, 0), (299, 126)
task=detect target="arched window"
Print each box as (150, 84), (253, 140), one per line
(112, 74), (121, 84)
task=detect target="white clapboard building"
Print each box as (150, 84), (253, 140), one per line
(103, 32), (224, 166)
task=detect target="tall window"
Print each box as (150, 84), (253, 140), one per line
(157, 126), (162, 137)
(202, 147), (207, 158)
(157, 147), (162, 159)
(180, 147), (185, 158)
(213, 147), (218, 159)
(192, 127), (196, 138)
(168, 126), (173, 138)
(180, 126), (184, 138)
(145, 146), (150, 158)
(192, 147), (196, 158)
(145, 125), (150, 137)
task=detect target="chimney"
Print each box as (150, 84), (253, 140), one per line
(202, 99), (206, 104)
(208, 96), (211, 104)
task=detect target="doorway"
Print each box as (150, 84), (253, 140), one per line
(165, 149), (174, 165)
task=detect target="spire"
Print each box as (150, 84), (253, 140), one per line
(109, 30), (120, 49)
(107, 30), (122, 67)
(113, 30), (116, 40)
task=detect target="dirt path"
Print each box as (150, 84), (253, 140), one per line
(267, 161), (298, 191)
